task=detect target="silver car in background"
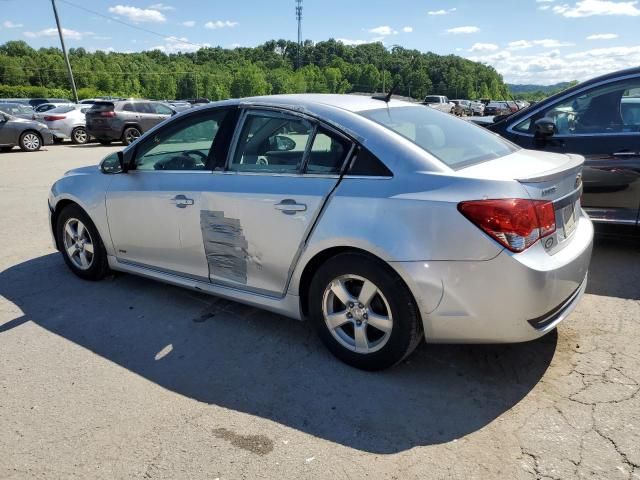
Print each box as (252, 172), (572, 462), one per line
(48, 94), (593, 370)
(42, 104), (92, 144)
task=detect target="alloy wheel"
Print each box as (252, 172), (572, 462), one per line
(22, 133), (40, 151)
(322, 274), (393, 354)
(73, 128), (88, 144)
(125, 129), (140, 144)
(62, 218), (94, 270)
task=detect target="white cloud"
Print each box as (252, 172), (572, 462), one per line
(446, 26), (479, 34)
(467, 43), (640, 84)
(336, 38), (368, 46)
(150, 36), (209, 53)
(469, 43), (499, 52)
(552, 0), (640, 17)
(2, 20), (23, 29)
(368, 25), (394, 36)
(537, 0), (555, 2)
(24, 28), (84, 40)
(402, 26), (413, 33)
(181, 20), (195, 27)
(586, 33), (619, 39)
(204, 20), (238, 29)
(428, 8), (457, 15)
(507, 38), (574, 49)
(148, 3), (174, 10)
(108, 5), (166, 23)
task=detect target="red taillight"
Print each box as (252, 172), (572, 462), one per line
(44, 115), (66, 121)
(99, 111), (116, 117)
(458, 198), (556, 252)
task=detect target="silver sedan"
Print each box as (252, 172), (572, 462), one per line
(48, 94), (593, 370)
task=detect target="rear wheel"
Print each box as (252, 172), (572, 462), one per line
(309, 252), (423, 370)
(122, 126), (141, 146)
(56, 204), (109, 281)
(19, 131), (42, 152)
(71, 126), (89, 145)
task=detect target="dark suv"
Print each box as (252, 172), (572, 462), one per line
(86, 100), (175, 145)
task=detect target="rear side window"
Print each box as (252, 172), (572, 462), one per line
(359, 106), (518, 169)
(48, 106), (75, 114)
(304, 127), (351, 174)
(121, 103), (136, 112)
(348, 147), (393, 177)
(134, 103), (154, 114)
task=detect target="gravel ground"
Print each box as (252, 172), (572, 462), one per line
(1, 144), (639, 480)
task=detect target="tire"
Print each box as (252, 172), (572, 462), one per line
(99, 139), (112, 146)
(309, 252), (423, 371)
(56, 204), (109, 281)
(19, 131), (42, 152)
(122, 126), (141, 146)
(71, 126), (89, 145)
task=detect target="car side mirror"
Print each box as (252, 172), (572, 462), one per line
(270, 135), (296, 152)
(100, 151), (126, 174)
(534, 117), (556, 138)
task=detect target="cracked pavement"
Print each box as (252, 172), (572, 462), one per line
(1, 145), (639, 479)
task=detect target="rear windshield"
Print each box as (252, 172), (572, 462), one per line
(359, 106), (518, 169)
(423, 96), (442, 103)
(89, 102), (114, 112)
(48, 106), (75, 114)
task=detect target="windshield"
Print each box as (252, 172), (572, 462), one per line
(359, 106), (518, 169)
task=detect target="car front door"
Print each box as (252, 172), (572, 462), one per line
(105, 108), (236, 276)
(507, 76), (640, 225)
(188, 108), (353, 295)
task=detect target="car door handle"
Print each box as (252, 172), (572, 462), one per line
(171, 194), (194, 208)
(275, 199), (307, 214)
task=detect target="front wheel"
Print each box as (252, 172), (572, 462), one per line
(309, 253), (423, 370)
(71, 126), (89, 145)
(56, 204), (109, 281)
(122, 126), (141, 145)
(19, 131), (42, 152)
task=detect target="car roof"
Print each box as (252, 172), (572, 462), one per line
(240, 93), (417, 114)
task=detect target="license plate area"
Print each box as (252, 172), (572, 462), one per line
(560, 200), (578, 239)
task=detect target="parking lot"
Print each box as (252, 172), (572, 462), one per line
(0, 144), (639, 479)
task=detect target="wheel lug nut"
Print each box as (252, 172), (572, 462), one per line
(358, 303), (364, 308)
(363, 313), (368, 320)
(348, 302), (354, 308)
(346, 312), (353, 319)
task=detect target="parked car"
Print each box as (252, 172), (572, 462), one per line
(484, 101), (512, 116)
(42, 104), (92, 144)
(451, 99), (473, 116)
(470, 101), (485, 116)
(0, 111), (53, 152)
(48, 93), (593, 370)
(85, 100), (176, 145)
(33, 102), (74, 120)
(422, 95), (454, 113)
(0, 102), (35, 120)
(28, 98), (71, 108)
(488, 66), (640, 227)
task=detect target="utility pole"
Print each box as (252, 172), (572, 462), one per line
(51, 0), (78, 103)
(295, 0), (303, 69)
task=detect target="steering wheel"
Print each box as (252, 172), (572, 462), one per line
(153, 150), (208, 170)
(184, 149), (207, 161)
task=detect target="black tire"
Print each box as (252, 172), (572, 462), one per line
(122, 126), (141, 146)
(71, 127), (89, 145)
(0, 146), (13, 152)
(309, 252), (423, 371)
(56, 204), (109, 281)
(18, 131), (42, 152)
(99, 139), (112, 146)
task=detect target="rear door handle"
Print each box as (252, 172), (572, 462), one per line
(275, 199), (307, 214)
(171, 194), (194, 208)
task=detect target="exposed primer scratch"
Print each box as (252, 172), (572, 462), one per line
(200, 210), (248, 284)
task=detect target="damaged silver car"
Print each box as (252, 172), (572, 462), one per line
(49, 94), (593, 370)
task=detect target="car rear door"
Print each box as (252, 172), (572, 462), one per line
(134, 103), (157, 132)
(505, 76), (640, 226)
(188, 108), (353, 295)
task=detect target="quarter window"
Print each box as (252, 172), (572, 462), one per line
(229, 112), (313, 173)
(134, 110), (229, 171)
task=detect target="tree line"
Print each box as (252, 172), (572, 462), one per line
(0, 39), (511, 101)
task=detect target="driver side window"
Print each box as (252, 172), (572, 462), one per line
(134, 110), (228, 171)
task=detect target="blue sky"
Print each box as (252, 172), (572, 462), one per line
(1, 0), (640, 84)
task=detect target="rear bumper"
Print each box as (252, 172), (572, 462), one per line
(393, 211), (594, 343)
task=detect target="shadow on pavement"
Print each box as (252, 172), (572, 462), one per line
(1, 253), (558, 453)
(587, 234), (640, 300)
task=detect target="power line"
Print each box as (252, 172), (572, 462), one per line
(56, 0), (208, 50)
